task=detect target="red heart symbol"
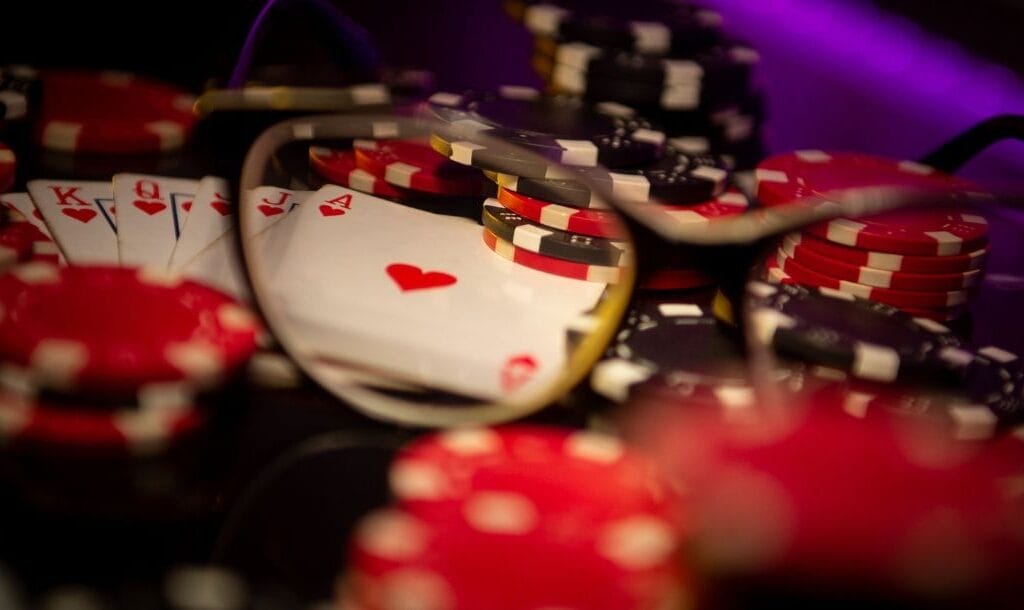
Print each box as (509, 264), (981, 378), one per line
(134, 200), (167, 216)
(386, 263), (457, 292)
(61, 208), (97, 223)
(319, 204), (346, 217)
(182, 200), (193, 212)
(258, 204), (284, 217)
(110, 205), (116, 215)
(211, 201), (231, 216)
(501, 353), (538, 392)
(33, 209), (44, 221)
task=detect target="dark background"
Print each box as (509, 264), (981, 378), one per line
(3, 0), (1023, 185)
(2, 1), (1022, 89)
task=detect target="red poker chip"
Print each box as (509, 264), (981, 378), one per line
(774, 252), (970, 309)
(654, 188), (750, 225)
(354, 139), (492, 196)
(756, 150), (974, 208)
(353, 426), (685, 610)
(778, 236), (980, 291)
(634, 405), (1024, 603)
(788, 232), (989, 274)
(388, 426), (676, 520)
(497, 186), (625, 238)
(483, 227), (623, 283)
(0, 143), (15, 192)
(0, 388), (204, 455)
(755, 151), (988, 255)
(0, 264), (260, 397)
(804, 209), (988, 256)
(344, 505), (687, 610)
(37, 70), (197, 153)
(763, 258), (968, 322)
(0, 222), (36, 270)
(308, 146), (408, 199)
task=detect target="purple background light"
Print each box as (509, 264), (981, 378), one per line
(701, 0), (1024, 187)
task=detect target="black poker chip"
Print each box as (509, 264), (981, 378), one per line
(488, 146), (730, 208)
(590, 297), (755, 403)
(746, 281), (964, 385)
(552, 42), (759, 93)
(521, 0), (724, 56)
(426, 86), (666, 177)
(482, 200), (631, 266)
(0, 66), (40, 123)
(933, 345), (1024, 425)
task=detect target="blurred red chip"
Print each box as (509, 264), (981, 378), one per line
(633, 400), (1024, 605)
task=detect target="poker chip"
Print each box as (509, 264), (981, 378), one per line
(482, 228), (623, 283)
(482, 200), (632, 266)
(755, 151), (988, 255)
(756, 150), (975, 207)
(37, 70), (197, 153)
(933, 344), (1024, 425)
(763, 259), (970, 322)
(552, 65), (703, 111)
(426, 87), (666, 176)
(487, 146), (729, 208)
(353, 139), (492, 196)
(0, 65), (39, 122)
(0, 388), (204, 455)
(590, 299), (755, 403)
(785, 232), (989, 274)
(0, 143), (14, 192)
(346, 426), (685, 610)
(308, 146), (408, 199)
(550, 43), (759, 108)
(745, 280), (963, 383)
(521, 1), (722, 55)
(777, 236), (981, 291)
(637, 405), (1024, 603)
(803, 209), (989, 257)
(0, 222), (36, 270)
(495, 187), (624, 238)
(657, 189), (750, 225)
(388, 426), (675, 518)
(895, 306), (968, 323)
(0, 264), (260, 398)
(837, 381), (1001, 441)
(774, 252), (971, 309)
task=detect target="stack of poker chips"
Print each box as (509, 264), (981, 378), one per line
(756, 150), (990, 322)
(307, 137), (494, 221)
(423, 86), (755, 289)
(336, 421), (1024, 610)
(0, 263), (259, 517)
(511, 0), (766, 169)
(337, 426), (690, 610)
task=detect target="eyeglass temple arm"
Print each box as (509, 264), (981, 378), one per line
(920, 114), (1024, 173)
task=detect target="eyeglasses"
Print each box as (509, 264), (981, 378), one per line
(235, 108), (1024, 431)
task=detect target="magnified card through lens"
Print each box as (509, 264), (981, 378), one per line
(239, 114), (634, 426)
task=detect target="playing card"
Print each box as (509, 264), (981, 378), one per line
(264, 185), (605, 400)
(176, 229), (250, 302)
(0, 192), (66, 263)
(175, 189), (313, 301)
(113, 174), (198, 267)
(167, 176), (232, 270)
(242, 187), (309, 237)
(27, 180), (117, 264)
